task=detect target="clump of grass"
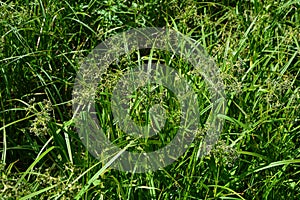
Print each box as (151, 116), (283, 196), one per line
(1, 0), (300, 199)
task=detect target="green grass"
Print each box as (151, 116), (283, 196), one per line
(0, 0), (300, 199)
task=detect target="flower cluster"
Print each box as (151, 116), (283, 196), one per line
(210, 140), (239, 167)
(28, 98), (53, 137)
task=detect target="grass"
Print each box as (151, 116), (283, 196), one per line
(0, 0), (300, 199)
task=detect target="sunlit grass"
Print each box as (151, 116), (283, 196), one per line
(0, 0), (299, 199)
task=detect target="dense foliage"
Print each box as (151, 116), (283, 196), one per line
(0, 0), (299, 199)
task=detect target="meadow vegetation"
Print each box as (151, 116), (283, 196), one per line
(0, 0), (300, 199)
